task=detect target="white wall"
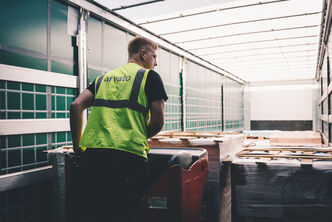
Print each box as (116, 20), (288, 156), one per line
(245, 81), (317, 122)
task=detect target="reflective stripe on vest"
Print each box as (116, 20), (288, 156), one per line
(92, 68), (147, 116)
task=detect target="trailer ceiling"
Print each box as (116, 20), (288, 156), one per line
(94, 0), (323, 83)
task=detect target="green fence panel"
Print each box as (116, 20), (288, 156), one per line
(224, 78), (244, 131)
(185, 61), (222, 131)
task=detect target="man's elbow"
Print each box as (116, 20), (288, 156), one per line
(70, 101), (83, 113)
(156, 119), (164, 132)
(151, 119), (164, 133)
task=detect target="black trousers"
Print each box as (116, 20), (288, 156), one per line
(75, 148), (148, 222)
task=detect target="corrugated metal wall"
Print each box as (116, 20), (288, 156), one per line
(155, 48), (183, 131)
(318, 0), (332, 144)
(224, 78), (244, 131)
(185, 60), (223, 131)
(0, 1), (75, 221)
(0, 0), (75, 175)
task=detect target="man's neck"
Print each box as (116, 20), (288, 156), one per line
(128, 58), (144, 67)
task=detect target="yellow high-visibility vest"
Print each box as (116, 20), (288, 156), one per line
(80, 63), (150, 158)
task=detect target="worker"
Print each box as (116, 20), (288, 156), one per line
(70, 36), (168, 222)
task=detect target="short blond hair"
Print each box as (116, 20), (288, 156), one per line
(128, 36), (158, 58)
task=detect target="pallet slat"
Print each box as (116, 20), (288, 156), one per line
(237, 154), (332, 160)
(236, 147), (332, 161)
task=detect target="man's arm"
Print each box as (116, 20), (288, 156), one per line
(70, 89), (94, 152)
(147, 99), (165, 138)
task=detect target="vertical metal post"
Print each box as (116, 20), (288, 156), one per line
(222, 78), (226, 131)
(46, 0), (52, 118)
(242, 84), (245, 130)
(313, 81), (320, 132)
(77, 8), (89, 128)
(243, 84), (251, 130)
(326, 45), (330, 143)
(221, 84), (224, 131)
(101, 20), (105, 74)
(181, 57), (187, 131)
(46, 0), (52, 149)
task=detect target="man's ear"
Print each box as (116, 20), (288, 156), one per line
(140, 48), (146, 61)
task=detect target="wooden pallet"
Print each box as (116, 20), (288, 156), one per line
(150, 136), (225, 144)
(150, 131), (242, 144)
(236, 147), (332, 162)
(155, 131), (239, 138)
(45, 146), (74, 153)
(245, 135), (265, 140)
(269, 131), (321, 146)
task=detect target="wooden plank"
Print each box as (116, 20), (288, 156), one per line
(150, 136), (171, 141)
(269, 151), (281, 155)
(242, 147), (332, 152)
(238, 150), (250, 155)
(269, 131), (321, 146)
(246, 146), (330, 149)
(301, 151), (313, 162)
(245, 135), (265, 140)
(236, 154), (332, 160)
(213, 139), (224, 143)
(156, 131), (236, 138)
(179, 137), (197, 141)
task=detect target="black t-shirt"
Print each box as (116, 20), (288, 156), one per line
(87, 70), (168, 106)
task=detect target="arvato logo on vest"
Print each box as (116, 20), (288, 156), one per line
(104, 74), (131, 82)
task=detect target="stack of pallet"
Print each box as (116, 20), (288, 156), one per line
(150, 131), (245, 160)
(149, 131), (245, 222)
(231, 131), (332, 222)
(269, 131), (321, 146)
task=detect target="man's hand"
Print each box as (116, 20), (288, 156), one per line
(73, 146), (83, 154)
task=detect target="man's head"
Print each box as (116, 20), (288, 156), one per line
(128, 36), (158, 69)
